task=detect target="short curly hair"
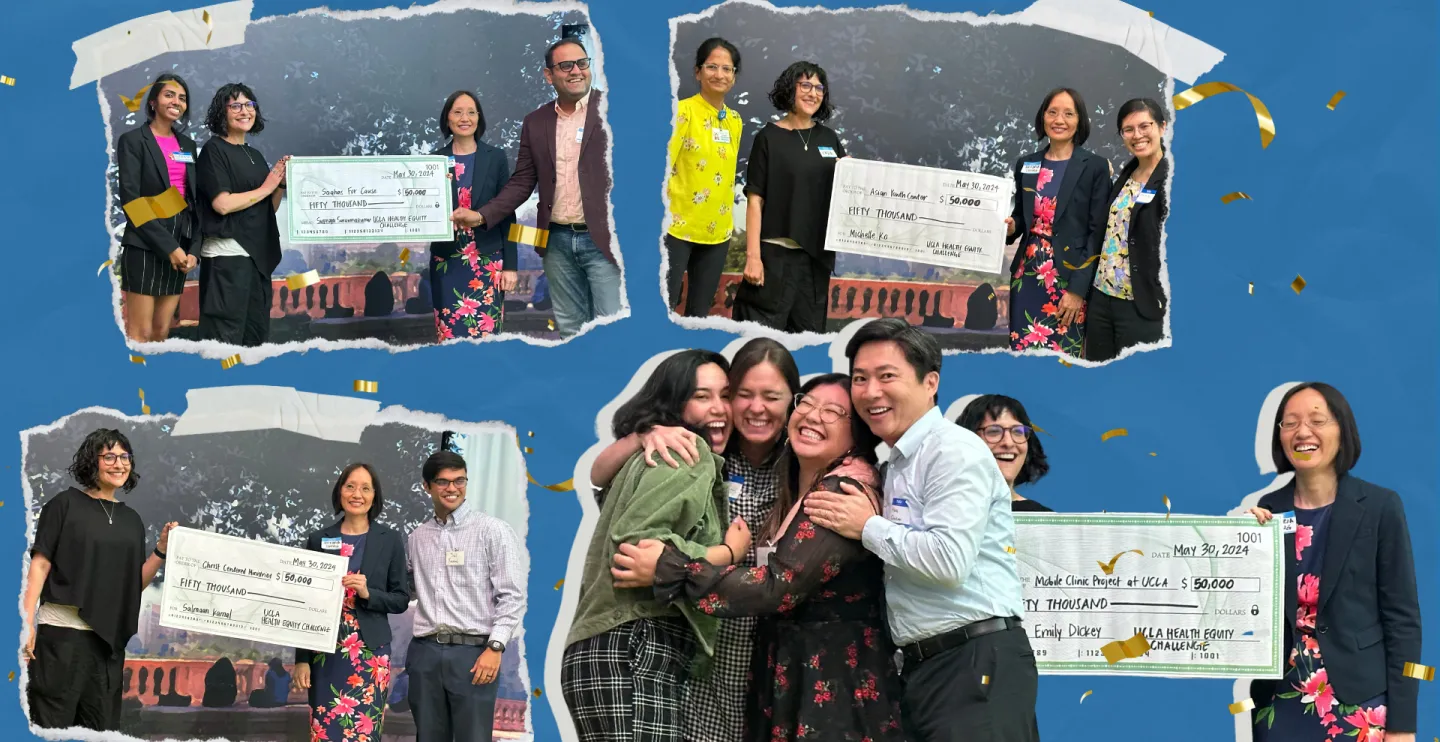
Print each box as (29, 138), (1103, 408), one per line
(768, 61), (834, 122)
(204, 82), (266, 137)
(68, 428), (140, 493)
(955, 395), (1049, 487)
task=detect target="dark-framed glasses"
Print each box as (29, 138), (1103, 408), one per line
(226, 101), (257, 112)
(431, 477), (468, 490)
(796, 81), (825, 94)
(978, 425), (1032, 444)
(550, 57), (592, 73)
(793, 394), (848, 424)
(100, 453), (133, 466)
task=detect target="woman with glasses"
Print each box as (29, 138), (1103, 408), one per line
(1086, 97), (1170, 361)
(666, 38), (744, 318)
(611, 374), (902, 742)
(22, 429), (177, 731)
(955, 394), (1052, 512)
(1003, 88), (1113, 357)
(1244, 383), (1420, 742)
(731, 61), (845, 333)
(195, 82), (290, 346)
(291, 463), (410, 742)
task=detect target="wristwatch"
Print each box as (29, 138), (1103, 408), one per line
(486, 640), (505, 653)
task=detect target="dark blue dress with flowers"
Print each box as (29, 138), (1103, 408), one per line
(431, 152), (505, 342)
(309, 533), (392, 742)
(1009, 156), (1085, 356)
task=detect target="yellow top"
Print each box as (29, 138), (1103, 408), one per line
(666, 94), (743, 245)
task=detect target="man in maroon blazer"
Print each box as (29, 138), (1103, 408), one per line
(470, 37), (623, 338)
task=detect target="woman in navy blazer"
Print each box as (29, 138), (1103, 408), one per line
(429, 90), (518, 342)
(291, 463), (410, 737)
(116, 73), (202, 343)
(1004, 87), (1112, 357)
(1247, 383), (1421, 742)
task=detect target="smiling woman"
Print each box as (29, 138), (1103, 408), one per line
(955, 394), (1053, 512)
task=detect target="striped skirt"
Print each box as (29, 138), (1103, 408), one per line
(120, 246), (188, 297)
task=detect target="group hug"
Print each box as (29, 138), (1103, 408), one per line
(666, 37), (1171, 360)
(117, 35), (619, 347)
(24, 435), (525, 742)
(561, 320), (1422, 742)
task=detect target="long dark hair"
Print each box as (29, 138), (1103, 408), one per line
(955, 394), (1049, 486)
(144, 73), (192, 126)
(762, 374), (880, 540)
(727, 338), (801, 456)
(69, 428), (140, 493)
(613, 350), (731, 440)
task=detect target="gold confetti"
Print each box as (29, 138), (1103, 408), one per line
(1220, 192), (1252, 205)
(221, 354), (242, 370)
(123, 187), (187, 228)
(1062, 255), (1099, 270)
(1080, 689), (1094, 703)
(6, 671), (11, 681)
(1100, 632), (1152, 664)
(130, 355), (146, 365)
(1403, 662), (1434, 681)
(1293, 452), (1312, 461)
(0, 76), (14, 87)
(1291, 275), (1306, 294)
(202, 10), (214, 44)
(1004, 545), (1016, 554)
(138, 388), (150, 416)
(1229, 698), (1256, 714)
(1149, 452), (1157, 457)
(1100, 428), (1128, 442)
(527, 472), (574, 492)
(286, 270), (321, 291)
(98, 259), (114, 276)
(1173, 82), (1276, 149)
(527, 431), (534, 437)
(523, 447), (534, 454)
(1059, 358), (1072, 367)
(533, 688), (543, 698)
(399, 247), (411, 264)
(1248, 282), (1254, 295)
(547, 319), (556, 331)
(353, 380), (378, 394)
(1163, 495), (1172, 519)
(119, 83), (154, 113)
(1097, 549), (1144, 575)
(1326, 91), (1346, 110)
(987, 293), (995, 300)
(508, 224), (551, 250)
(981, 675), (990, 685)
(554, 579), (564, 589)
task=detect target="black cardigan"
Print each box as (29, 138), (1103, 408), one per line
(294, 522), (411, 666)
(1007, 145), (1112, 296)
(1251, 475), (1422, 732)
(1102, 153), (1169, 320)
(116, 125), (201, 257)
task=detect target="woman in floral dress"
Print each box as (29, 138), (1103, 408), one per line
(292, 464), (411, 742)
(429, 90), (518, 342)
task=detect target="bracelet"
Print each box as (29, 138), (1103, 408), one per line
(722, 544), (735, 564)
(154, 548), (166, 560)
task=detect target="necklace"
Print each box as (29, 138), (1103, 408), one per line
(796, 126), (813, 152)
(98, 498), (116, 525)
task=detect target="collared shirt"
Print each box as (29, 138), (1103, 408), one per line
(407, 500), (526, 646)
(666, 94), (743, 245)
(860, 406), (1025, 646)
(551, 90), (591, 225)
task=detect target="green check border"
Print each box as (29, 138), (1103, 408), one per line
(286, 155), (454, 244)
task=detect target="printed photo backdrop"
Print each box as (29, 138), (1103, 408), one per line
(0, 0), (1435, 741)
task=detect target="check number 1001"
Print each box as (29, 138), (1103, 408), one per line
(1182, 577), (1261, 592)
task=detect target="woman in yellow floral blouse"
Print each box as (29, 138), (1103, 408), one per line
(666, 38), (744, 317)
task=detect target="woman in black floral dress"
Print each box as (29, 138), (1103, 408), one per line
(613, 373), (903, 742)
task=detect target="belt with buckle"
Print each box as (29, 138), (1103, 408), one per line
(426, 632), (489, 647)
(549, 221), (588, 233)
(900, 616), (1020, 664)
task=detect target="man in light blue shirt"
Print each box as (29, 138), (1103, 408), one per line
(807, 318), (1039, 742)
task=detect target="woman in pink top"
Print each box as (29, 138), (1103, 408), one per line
(115, 73), (202, 342)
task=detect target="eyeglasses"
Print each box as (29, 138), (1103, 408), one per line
(796, 81), (825, 94)
(1120, 121), (1157, 138)
(342, 483), (374, 495)
(431, 477), (468, 491)
(702, 63), (736, 76)
(226, 101), (256, 112)
(978, 425), (1032, 444)
(793, 394), (848, 424)
(100, 453), (133, 466)
(549, 57), (592, 73)
(1278, 416), (1332, 432)
(1044, 109), (1078, 120)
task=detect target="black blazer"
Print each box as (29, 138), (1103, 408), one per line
(1007, 145), (1112, 295)
(1104, 153), (1169, 320)
(116, 125), (201, 257)
(431, 140), (518, 271)
(1251, 476), (1422, 732)
(294, 522), (411, 666)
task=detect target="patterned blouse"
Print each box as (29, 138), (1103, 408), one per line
(667, 94), (743, 245)
(1093, 178), (1146, 299)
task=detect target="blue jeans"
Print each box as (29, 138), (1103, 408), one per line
(542, 228), (623, 337)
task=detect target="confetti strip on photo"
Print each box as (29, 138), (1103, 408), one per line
(119, 83), (154, 113)
(202, 9), (214, 44)
(98, 259), (114, 276)
(547, 319), (556, 331)
(527, 431), (534, 437)
(533, 688), (543, 698)
(1173, 82), (1276, 149)
(1062, 255), (1099, 270)
(986, 292), (995, 301)
(353, 380), (378, 394)
(1163, 495), (1172, 519)
(1100, 632), (1152, 664)
(1326, 91), (1346, 110)
(1220, 192), (1252, 204)
(981, 675), (990, 685)
(1229, 698), (1256, 714)
(508, 223), (550, 250)
(399, 247), (411, 264)
(554, 579), (564, 590)
(221, 354), (242, 370)
(0, 76), (14, 87)
(1293, 452), (1312, 461)
(123, 187), (187, 228)
(286, 270), (321, 291)
(1080, 690), (1094, 703)
(1097, 550), (1144, 575)
(138, 388), (150, 416)
(1059, 359), (1072, 367)
(130, 355), (146, 365)
(6, 671), (12, 682)
(1100, 428), (1128, 442)
(1004, 545), (1016, 554)
(1149, 452), (1157, 457)
(1403, 662), (1434, 681)
(1248, 282), (1254, 295)
(527, 472), (575, 492)
(1291, 275), (1306, 294)
(523, 447), (534, 454)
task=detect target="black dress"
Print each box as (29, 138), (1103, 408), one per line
(1011, 498), (1054, 513)
(654, 467), (903, 742)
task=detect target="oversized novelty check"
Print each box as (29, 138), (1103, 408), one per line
(287, 155), (453, 243)
(159, 527), (348, 653)
(824, 158), (1014, 274)
(1015, 514), (1283, 678)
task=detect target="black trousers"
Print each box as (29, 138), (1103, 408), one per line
(198, 255), (272, 346)
(665, 235), (729, 317)
(730, 243), (830, 333)
(1085, 291), (1163, 362)
(900, 626), (1040, 742)
(408, 636), (500, 742)
(27, 625), (123, 731)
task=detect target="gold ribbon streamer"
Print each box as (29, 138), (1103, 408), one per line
(508, 224), (550, 250)
(527, 471), (574, 492)
(1229, 698), (1256, 714)
(0, 76), (15, 87)
(1062, 255), (1099, 271)
(1100, 428), (1128, 442)
(553, 579), (564, 590)
(1326, 91), (1346, 111)
(1291, 275), (1306, 295)
(221, 354), (242, 370)
(286, 270), (321, 291)
(1100, 632), (1152, 664)
(119, 84), (153, 113)
(202, 10), (214, 44)
(1163, 495), (1172, 519)
(1080, 690), (1094, 703)
(130, 355), (146, 365)
(1220, 192), (1252, 205)
(1403, 661), (1434, 681)
(353, 380), (378, 394)
(1097, 550), (1144, 575)
(123, 187), (187, 228)
(138, 388), (150, 416)
(98, 259), (114, 276)
(1173, 82), (1276, 149)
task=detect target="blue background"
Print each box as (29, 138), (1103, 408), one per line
(0, 0), (1435, 740)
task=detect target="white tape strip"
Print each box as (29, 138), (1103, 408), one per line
(70, 0), (254, 89)
(170, 385), (380, 443)
(1013, 0), (1224, 84)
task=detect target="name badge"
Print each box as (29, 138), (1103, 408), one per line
(755, 545), (775, 566)
(1136, 189), (1157, 204)
(448, 156), (456, 168)
(1021, 161), (1042, 175)
(1278, 511), (1297, 535)
(445, 550), (466, 566)
(711, 127), (732, 144)
(170, 151), (195, 164)
(816, 146), (837, 158)
(320, 537), (342, 551)
(575, 126), (585, 144)
(726, 477), (743, 503)
(886, 496), (915, 527)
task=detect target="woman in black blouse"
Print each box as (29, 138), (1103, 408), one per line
(22, 429), (176, 731)
(732, 61), (845, 333)
(196, 82), (290, 347)
(116, 72), (202, 343)
(955, 394), (1053, 512)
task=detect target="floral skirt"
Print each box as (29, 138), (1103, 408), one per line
(1009, 237), (1085, 356)
(1255, 632), (1387, 742)
(309, 614), (391, 742)
(431, 236), (504, 342)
